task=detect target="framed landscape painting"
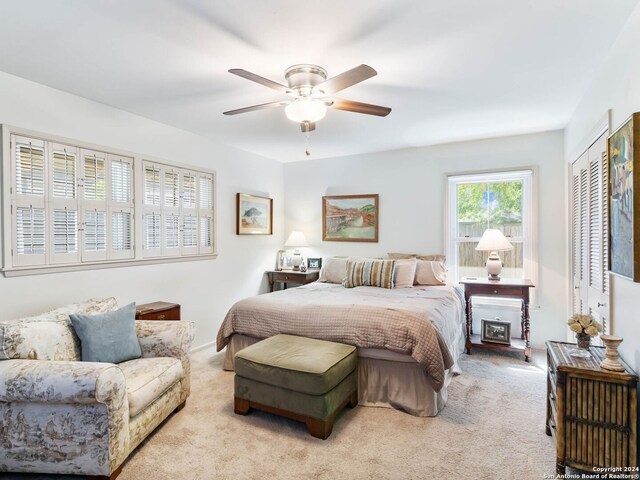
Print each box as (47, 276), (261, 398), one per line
(608, 112), (640, 281)
(322, 194), (379, 242)
(236, 193), (273, 235)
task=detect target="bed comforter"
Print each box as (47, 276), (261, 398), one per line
(216, 282), (464, 392)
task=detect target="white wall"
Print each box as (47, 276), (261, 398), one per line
(0, 71), (284, 348)
(284, 130), (567, 346)
(565, 3), (640, 372)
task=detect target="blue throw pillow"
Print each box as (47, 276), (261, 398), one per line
(70, 302), (142, 363)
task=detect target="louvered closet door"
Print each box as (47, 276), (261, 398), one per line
(50, 143), (80, 264)
(586, 134), (610, 335)
(572, 152), (589, 314)
(570, 133), (611, 337)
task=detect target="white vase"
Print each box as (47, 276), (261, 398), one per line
(600, 335), (625, 372)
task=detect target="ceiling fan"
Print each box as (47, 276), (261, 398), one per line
(223, 64), (391, 132)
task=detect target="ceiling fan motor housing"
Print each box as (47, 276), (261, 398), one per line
(285, 64), (327, 96)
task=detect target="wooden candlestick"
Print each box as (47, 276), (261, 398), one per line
(600, 335), (625, 372)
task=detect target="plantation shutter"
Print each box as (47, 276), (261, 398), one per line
(49, 143), (80, 264)
(12, 136), (47, 266)
(109, 154), (134, 259)
(80, 150), (108, 261)
(163, 168), (181, 256)
(198, 174), (215, 254)
(143, 161), (162, 257)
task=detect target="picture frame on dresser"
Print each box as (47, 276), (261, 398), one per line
(307, 257), (322, 270)
(608, 112), (640, 282)
(237, 193), (273, 235)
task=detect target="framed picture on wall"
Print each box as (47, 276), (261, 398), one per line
(608, 112), (640, 281)
(236, 193), (273, 235)
(322, 194), (379, 242)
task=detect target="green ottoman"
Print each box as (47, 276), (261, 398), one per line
(234, 334), (358, 439)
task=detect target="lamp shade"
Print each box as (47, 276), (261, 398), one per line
(475, 229), (513, 252)
(285, 98), (327, 123)
(284, 231), (308, 247)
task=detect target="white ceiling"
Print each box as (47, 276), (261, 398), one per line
(0, 0), (637, 162)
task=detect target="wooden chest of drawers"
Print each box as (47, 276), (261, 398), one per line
(546, 341), (638, 474)
(135, 302), (181, 321)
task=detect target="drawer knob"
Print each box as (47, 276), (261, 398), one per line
(493, 289), (498, 294)
(158, 314), (166, 320)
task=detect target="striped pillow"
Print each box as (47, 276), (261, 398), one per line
(345, 259), (396, 289)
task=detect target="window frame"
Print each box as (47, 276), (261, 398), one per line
(446, 169), (537, 304)
(1, 125), (217, 277)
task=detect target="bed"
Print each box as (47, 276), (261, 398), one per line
(216, 281), (465, 416)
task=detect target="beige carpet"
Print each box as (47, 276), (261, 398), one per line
(7, 349), (556, 480)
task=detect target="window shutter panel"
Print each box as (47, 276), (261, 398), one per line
(16, 207), (46, 255)
(84, 210), (107, 252)
(199, 176), (213, 209)
(52, 149), (77, 199)
(183, 174), (196, 209)
(165, 171), (179, 207)
(200, 216), (212, 248)
(111, 159), (132, 203)
(144, 212), (161, 257)
(144, 165), (161, 206)
(51, 208), (79, 265)
(112, 211), (132, 252)
(15, 142), (45, 196)
(165, 214), (180, 249)
(182, 214), (198, 254)
(83, 153), (106, 201)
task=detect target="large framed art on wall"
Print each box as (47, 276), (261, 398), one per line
(608, 112), (640, 281)
(322, 194), (379, 242)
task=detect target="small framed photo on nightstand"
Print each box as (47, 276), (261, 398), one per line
(481, 319), (511, 345)
(307, 257), (322, 270)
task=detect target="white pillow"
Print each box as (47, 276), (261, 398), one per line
(414, 260), (447, 285)
(393, 258), (417, 288)
(318, 257), (348, 284)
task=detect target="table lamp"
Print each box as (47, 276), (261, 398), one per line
(475, 229), (513, 280)
(284, 231), (308, 271)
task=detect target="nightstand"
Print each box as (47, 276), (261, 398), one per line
(135, 302), (181, 321)
(266, 270), (320, 292)
(459, 278), (534, 361)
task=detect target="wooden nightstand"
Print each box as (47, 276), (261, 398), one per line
(135, 302), (181, 321)
(460, 278), (535, 361)
(266, 270), (320, 292)
(546, 341), (638, 474)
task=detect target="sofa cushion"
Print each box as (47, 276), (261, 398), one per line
(0, 297), (118, 361)
(70, 303), (141, 364)
(234, 334), (357, 395)
(119, 357), (184, 417)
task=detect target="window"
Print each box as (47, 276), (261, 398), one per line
(447, 170), (534, 285)
(3, 127), (217, 275)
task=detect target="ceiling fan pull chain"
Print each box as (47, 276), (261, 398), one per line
(305, 130), (311, 156)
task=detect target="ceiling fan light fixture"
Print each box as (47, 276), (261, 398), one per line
(285, 98), (327, 123)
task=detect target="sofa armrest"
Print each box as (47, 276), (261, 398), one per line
(135, 320), (194, 359)
(0, 359), (126, 407)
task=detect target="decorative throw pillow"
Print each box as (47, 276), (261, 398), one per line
(414, 260), (448, 285)
(70, 302), (142, 363)
(318, 257), (348, 284)
(388, 252), (447, 263)
(393, 258), (417, 288)
(345, 259), (396, 289)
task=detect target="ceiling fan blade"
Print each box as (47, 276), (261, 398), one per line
(300, 122), (316, 133)
(327, 98), (391, 117)
(312, 64), (377, 95)
(223, 100), (290, 116)
(228, 69), (294, 95)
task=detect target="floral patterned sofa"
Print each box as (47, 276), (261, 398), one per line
(0, 298), (194, 480)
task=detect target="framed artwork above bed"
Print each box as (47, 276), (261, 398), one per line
(236, 193), (273, 235)
(322, 194), (379, 242)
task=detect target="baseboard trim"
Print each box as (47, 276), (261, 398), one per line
(190, 340), (216, 354)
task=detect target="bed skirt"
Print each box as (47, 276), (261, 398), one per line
(222, 334), (453, 417)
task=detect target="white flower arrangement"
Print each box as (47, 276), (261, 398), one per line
(567, 314), (603, 337)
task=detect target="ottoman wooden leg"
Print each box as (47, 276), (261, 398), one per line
(234, 396), (250, 415)
(349, 390), (358, 408)
(306, 417), (334, 440)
